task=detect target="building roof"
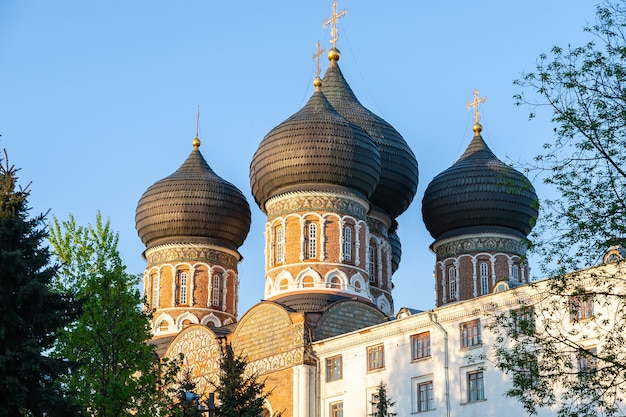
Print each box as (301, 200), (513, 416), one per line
(422, 124), (538, 241)
(136, 139), (251, 252)
(249, 87), (381, 213)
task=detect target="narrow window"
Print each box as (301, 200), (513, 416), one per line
(417, 381), (434, 411)
(368, 246), (376, 284)
(467, 371), (485, 402)
(512, 307), (535, 335)
(329, 401), (343, 417)
(460, 319), (482, 348)
(411, 332), (431, 360)
(367, 344), (385, 371)
(308, 222), (317, 259)
(512, 264), (519, 283)
(325, 355), (342, 382)
(211, 274), (220, 306)
(152, 274), (159, 308)
(179, 272), (188, 305)
(480, 262), (489, 295)
(343, 226), (352, 262)
(577, 347), (598, 372)
(276, 227), (284, 263)
(448, 267), (456, 300)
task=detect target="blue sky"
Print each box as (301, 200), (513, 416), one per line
(0, 1), (598, 313)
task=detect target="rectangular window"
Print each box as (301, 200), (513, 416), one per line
(308, 223), (317, 259)
(577, 347), (598, 372)
(276, 227), (284, 263)
(467, 371), (485, 402)
(411, 332), (431, 360)
(211, 275), (220, 306)
(571, 295), (594, 321)
(329, 401), (343, 417)
(480, 262), (489, 295)
(460, 319), (482, 348)
(367, 344), (385, 371)
(417, 381), (434, 412)
(512, 307), (535, 335)
(325, 355), (342, 382)
(369, 392), (379, 416)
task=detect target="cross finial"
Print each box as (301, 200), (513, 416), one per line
(312, 40), (326, 79)
(466, 89), (486, 124)
(323, 1), (347, 50)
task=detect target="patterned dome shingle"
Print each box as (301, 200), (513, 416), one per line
(422, 128), (538, 241)
(250, 89), (381, 211)
(389, 230), (402, 273)
(136, 144), (251, 251)
(322, 59), (419, 218)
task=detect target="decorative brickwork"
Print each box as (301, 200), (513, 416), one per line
(435, 235), (526, 260)
(266, 192), (367, 219)
(145, 243), (239, 269)
(165, 325), (221, 396)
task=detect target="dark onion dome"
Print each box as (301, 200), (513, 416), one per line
(389, 230), (401, 273)
(321, 49), (419, 218)
(250, 86), (382, 212)
(136, 138), (251, 252)
(422, 123), (538, 241)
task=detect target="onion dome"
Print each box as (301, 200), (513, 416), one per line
(389, 230), (402, 273)
(322, 49), (419, 218)
(422, 123), (538, 241)
(250, 84), (381, 212)
(136, 138), (251, 252)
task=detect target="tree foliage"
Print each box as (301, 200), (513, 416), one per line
(213, 343), (274, 417)
(490, 2), (626, 416)
(48, 213), (176, 417)
(0, 151), (79, 416)
(514, 1), (626, 273)
(369, 381), (396, 417)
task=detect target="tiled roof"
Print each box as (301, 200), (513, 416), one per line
(136, 147), (251, 251)
(322, 61), (419, 218)
(422, 131), (538, 241)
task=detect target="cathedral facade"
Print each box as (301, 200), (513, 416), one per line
(132, 4), (564, 416)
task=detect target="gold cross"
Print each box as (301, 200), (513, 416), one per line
(312, 40), (326, 78)
(323, 1), (347, 50)
(466, 89), (486, 124)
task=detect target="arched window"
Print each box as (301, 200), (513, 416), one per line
(302, 276), (314, 288)
(179, 272), (188, 305)
(152, 274), (159, 308)
(329, 276), (342, 289)
(512, 264), (519, 283)
(343, 226), (352, 262)
(480, 262), (488, 295)
(279, 278), (289, 291)
(448, 267), (456, 300)
(276, 227), (284, 263)
(368, 246), (376, 284)
(212, 274), (221, 306)
(308, 223), (317, 259)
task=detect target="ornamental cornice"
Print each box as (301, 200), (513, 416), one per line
(434, 235), (527, 260)
(266, 192), (368, 219)
(145, 243), (239, 269)
(247, 348), (305, 375)
(366, 217), (388, 237)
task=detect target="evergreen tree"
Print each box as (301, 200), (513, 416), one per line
(369, 381), (396, 417)
(213, 343), (273, 417)
(48, 213), (174, 417)
(0, 152), (79, 416)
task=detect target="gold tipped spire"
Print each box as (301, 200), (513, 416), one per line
(193, 106), (201, 149)
(323, 1), (346, 52)
(312, 40), (326, 90)
(466, 89), (486, 134)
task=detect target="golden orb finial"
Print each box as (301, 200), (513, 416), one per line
(192, 136), (201, 149)
(472, 123), (483, 135)
(313, 76), (323, 90)
(327, 47), (341, 62)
